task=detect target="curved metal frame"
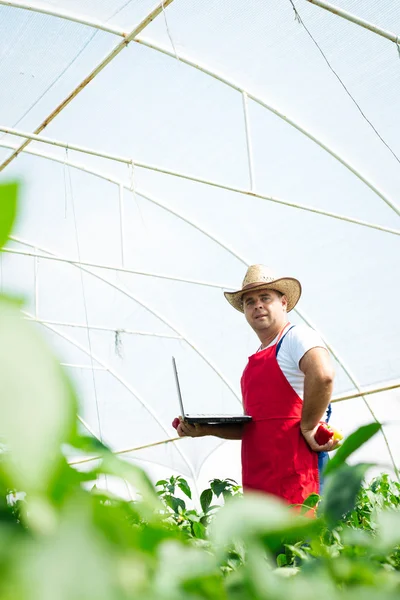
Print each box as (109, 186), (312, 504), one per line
(134, 37), (400, 219)
(24, 315), (183, 340)
(23, 309), (197, 479)
(0, 0), (127, 36)
(1, 1), (399, 221)
(0, 0), (175, 172)
(1, 138), (398, 237)
(306, 0), (400, 44)
(3, 245), (234, 290)
(13, 235), (241, 402)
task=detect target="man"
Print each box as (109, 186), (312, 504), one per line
(176, 265), (339, 505)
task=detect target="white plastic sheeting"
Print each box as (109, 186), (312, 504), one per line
(0, 0), (399, 488)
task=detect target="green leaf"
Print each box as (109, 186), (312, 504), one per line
(98, 452), (161, 514)
(21, 497), (116, 600)
(186, 513), (200, 522)
(192, 521), (206, 539)
(177, 478), (192, 499)
(375, 509), (400, 552)
(322, 463), (371, 526)
(200, 488), (213, 513)
(70, 434), (109, 455)
(211, 493), (321, 554)
(0, 296), (76, 494)
(300, 492), (320, 515)
(222, 489), (233, 502)
(323, 422), (381, 476)
(0, 181), (18, 250)
(210, 479), (226, 497)
(276, 553), (287, 567)
(164, 495), (186, 513)
(155, 479), (167, 487)
(152, 540), (219, 597)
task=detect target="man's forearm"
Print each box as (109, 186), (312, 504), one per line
(202, 423), (244, 440)
(301, 372), (333, 429)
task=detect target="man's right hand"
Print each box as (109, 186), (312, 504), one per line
(172, 416), (244, 440)
(175, 416), (209, 438)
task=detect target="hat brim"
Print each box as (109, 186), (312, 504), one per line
(224, 278), (302, 313)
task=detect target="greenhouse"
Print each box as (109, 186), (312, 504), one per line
(0, 0), (400, 600)
(1, 0), (400, 495)
(1, 4), (400, 592)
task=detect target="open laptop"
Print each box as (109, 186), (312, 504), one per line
(172, 357), (252, 425)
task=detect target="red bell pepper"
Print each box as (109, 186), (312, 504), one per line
(315, 422), (334, 445)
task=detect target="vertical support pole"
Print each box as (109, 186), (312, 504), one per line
(119, 183), (125, 267)
(242, 91), (255, 191)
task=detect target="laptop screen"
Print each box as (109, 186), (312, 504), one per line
(172, 356), (185, 418)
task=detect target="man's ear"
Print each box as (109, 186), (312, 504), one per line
(282, 294), (288, 311)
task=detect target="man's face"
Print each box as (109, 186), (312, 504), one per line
(242, 288), (287, 333)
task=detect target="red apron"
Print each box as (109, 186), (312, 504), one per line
(241, 324), (319, 505)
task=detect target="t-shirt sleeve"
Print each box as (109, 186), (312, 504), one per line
(285, 324), (327, 368)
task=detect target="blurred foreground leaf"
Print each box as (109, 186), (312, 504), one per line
(322, 463), (371, 526)
(375, 509), (400, 553)
(0, 296), (76, 496)
(323, 422), (381, 476)
(20, 497), (117, 600)
(0, 181), (18, 249)
(211, 493), (321, 554)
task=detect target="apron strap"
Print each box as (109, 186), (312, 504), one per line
(276, 324), (295, 356)
(325, 402), (332, 423)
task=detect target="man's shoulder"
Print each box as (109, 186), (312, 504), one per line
(285, 323), (326, 349)
(281, 323), (326, 366)
(287, 323), (318, 339)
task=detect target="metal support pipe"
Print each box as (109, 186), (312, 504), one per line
(69, 435), (182, 466)
(0, 0), (175, 172)
(71, 378), (400, 465)
(25, 315), (182, 339)
(332, 380), (400, 403)
(118, 184), (125, 267)
(242, 92), (255, 190)
(77, 415), (102, 440)
(306, 0), (400, 44)
(0, 0), (127, 37)
(1, 137), (399, 237)
(61, 363), (107, 371)
(0, 126), (132, 164)
(1, 0), (399, 221)
(296, 307), (400, 481)
(23, 309), (196, 477)
(3, 246), (234, 290)
(135, 36), (400, 219)
(16, 239), (241, 403)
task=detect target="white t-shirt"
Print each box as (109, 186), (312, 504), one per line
(257, 322), (327, 400)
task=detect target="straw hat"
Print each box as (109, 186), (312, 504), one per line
(224, 265), (301, 313)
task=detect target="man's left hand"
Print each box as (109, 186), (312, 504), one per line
(301, 424), (341, 453)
